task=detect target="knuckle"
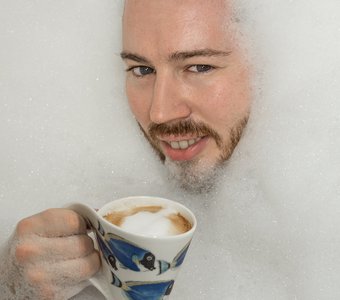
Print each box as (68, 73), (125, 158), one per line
(65, 212), (79, 227)
(16, 218), (33, 236)
(41, 208), (58, 221)
(15, 243), (38, 264)
(25, 268), (46, 286)
(65, 211), (85, 232)
(83, 252), (101, 276)
(22, 270), (56, 300)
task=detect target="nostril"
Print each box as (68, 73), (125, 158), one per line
(150, 101), (192, 125)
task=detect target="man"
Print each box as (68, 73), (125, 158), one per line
(1, 0), (251, 299)
(122, 0), (251, 193)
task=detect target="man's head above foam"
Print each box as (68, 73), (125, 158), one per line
(121, 0), (251, 192)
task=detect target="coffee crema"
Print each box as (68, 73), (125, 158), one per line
(103, 205), (192, 237)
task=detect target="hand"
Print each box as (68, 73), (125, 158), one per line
(10, 208), (100, 299)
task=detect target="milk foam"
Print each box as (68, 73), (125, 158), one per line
(118, 208), (184, 237)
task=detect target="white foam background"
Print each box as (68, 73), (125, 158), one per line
(1, 0), (340, 299)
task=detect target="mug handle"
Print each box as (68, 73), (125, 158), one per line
(89, 271), (111, 299)
(65, 203), (110, 299)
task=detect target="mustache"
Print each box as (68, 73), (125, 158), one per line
(148, 119), (222, 148)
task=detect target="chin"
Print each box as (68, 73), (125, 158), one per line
(164, 158), (222, 194)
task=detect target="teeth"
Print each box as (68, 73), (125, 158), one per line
(188, 139), (195, 146)
(170, 141), (180, 149)
(169, 138), (201, 150)
(179, 140), (189, 149)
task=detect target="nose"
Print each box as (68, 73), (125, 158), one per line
(149, 71), (191, 124)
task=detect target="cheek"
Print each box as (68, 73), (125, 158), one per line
(213, 73), (250, 118)
(193, 75), (250, 127)
(126, 84), (151, 128)
(193, 80), (236, 120)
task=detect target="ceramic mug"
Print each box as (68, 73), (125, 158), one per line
(68, 196), (197, 299)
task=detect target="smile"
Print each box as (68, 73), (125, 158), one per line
(159, 136), (209, 161)
(167, 138), (202, 150)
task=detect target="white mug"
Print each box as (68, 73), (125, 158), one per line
(68, 196), (197, 299)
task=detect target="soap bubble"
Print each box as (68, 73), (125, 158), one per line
(1, 0), (340, 299)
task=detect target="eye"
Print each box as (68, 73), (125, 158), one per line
(128, 66), (155, 77)
(187, 64), (214, 73)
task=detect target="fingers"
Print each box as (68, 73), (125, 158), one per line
(55, 251), (101, 284)
(16, 208), (87, 238)
(21, 251), (101, 299)
(23, 251), (101, 287)
(15, 234), (96, 264)
(11, 208), (100, 300)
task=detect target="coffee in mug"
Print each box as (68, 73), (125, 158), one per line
(103, 205), (192, 237)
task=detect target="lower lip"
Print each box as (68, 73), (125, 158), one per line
(160, 137), (209, 161)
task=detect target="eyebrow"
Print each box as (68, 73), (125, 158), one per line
(169, 49), (232, 61)
(120, 52), (150, 64)
(120, 48), (231, 64)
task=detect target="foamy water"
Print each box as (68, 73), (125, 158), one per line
(1, 0), (340, 299)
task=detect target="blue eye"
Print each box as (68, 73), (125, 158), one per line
(131, 66), (155, 77)
(187, 65), (213, 73)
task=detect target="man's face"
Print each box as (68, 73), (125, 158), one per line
(122, 0), (251, 192)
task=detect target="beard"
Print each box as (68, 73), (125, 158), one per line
(139, 116), (249, 194)
(164, 158), (222, 194)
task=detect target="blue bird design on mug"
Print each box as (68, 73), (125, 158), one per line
(157, 241), (191, 274)
(105, 232), (156, 272)
(94, 220), (191, 275)
(111, 272), (174, 300)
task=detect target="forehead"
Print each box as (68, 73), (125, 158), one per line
(122, 0), (237, 58)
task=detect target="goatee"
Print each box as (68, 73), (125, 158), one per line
(138, 116), (249, 193)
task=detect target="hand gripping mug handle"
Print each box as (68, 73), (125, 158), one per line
(66, 203), (111, 300)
